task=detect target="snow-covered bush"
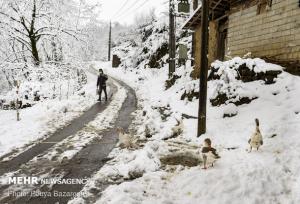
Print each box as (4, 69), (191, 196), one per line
(209, 57), (283, 106)
(0, 62), (87, 109)
(209, 57), (283, 84)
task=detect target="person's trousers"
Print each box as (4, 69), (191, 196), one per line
(99, 86), (107, 101)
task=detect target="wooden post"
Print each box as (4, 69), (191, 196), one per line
(67, 79), (70, 99)
(53, 84), (56, 99)
(197, 0), (209, 136)
(169, 0), (176, 77)
(15, 80), (21, 121)
(59, 84), (62, 101)
(108, 21), (112, 61)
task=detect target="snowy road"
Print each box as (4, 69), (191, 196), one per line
(0, 81), (116, 176)
(0, 74), (137, 203)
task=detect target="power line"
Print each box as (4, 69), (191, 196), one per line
(132, 0), (151, 12)
(114, 0), (149, 21)
(114, 0), (141, 19)
(111, 0), (132, 19)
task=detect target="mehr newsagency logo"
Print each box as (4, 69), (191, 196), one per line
(2, 176), (89, 185)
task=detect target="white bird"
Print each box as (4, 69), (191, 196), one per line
(248, 118), (263, 152)
(171, 119), (184, 137)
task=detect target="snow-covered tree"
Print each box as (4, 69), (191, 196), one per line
(0, 0), (100, 64)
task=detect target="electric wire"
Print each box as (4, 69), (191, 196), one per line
(111, 0), (132, 19)
(114, 0), (149, 21)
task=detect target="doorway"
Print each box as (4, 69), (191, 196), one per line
(217, 18), (228, 61)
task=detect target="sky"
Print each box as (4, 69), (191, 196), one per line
(88, 0), (168, 25)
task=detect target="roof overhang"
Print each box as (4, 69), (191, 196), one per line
(182, 6), (202, 30)
(182, 0), (241, 30)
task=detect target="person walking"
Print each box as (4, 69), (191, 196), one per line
(97, 69), (108, 101)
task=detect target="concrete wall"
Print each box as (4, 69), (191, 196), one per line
(227, 0), (300, 61)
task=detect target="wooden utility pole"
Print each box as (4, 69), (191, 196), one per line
(108, 21), (112, 61)
(197, 0), (209, 136)
(169, 0), (176, 77)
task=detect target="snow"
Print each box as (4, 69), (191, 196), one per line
(223, 103), (238, 117)
(211, 57), (283, 74)
(0, 66), (97, 159)
(74, 57), (300, 204)
(0, 76), (127, 198)
(100, 143), (161, 179)
(1, 11), (299, 203)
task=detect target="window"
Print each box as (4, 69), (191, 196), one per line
(268, 0), (273, 7)
(257, 0), (272, 15)
(257, 2), (267, 14)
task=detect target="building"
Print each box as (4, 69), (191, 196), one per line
(183, 0), (300, 77)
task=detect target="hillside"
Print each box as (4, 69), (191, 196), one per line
(112, 15), (191, 70)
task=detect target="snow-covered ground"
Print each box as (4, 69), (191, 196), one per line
(71, 58), (300, 204)
(0, 67), (97, 159)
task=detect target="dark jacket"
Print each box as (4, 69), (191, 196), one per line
(97, 74), (108, 88)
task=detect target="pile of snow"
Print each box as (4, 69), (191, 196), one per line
(100, 142), (161, 180)
(223, 103), (238, 118)
(210, 57), (283, 81)
(208, 57), (283, 107)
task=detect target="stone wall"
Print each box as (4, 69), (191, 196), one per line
(227, 0), (300, 62)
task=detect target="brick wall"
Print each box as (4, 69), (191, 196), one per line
(227, 0), (300, 61)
